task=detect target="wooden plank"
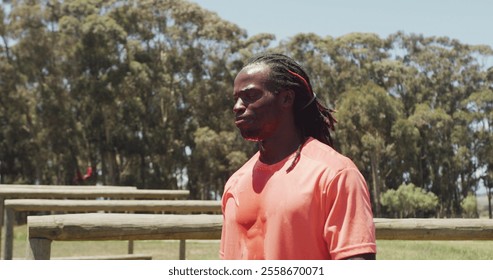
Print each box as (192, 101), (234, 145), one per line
(0, 187), (188, 259)
(30, 216), (492, 241)
(26, 238), (52, 260)
(28, 213), (223, 241)
(27, 213), (223, 260)
(0, 197), (3, 257)
(0, 184), (136, 189)
(4, 208), (14, 260)
(26, 215), (493, 260)
(0, 188), (189, 199)
(5, 199), (221, 213)
(4, 199), (217, 260)
(179, 240), (186, 260)
(52, 254), (153, 260)
(374, 218), (493, 240)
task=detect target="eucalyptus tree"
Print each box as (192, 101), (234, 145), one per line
(4, 0), (86, 184)
(51, 0), (129, 186)
(280, 32), (394, 106)
(408, 104), (457, 215)
(335, 83), (402, 216)
(329, 33), (392, 94)
(380, 183), (438, 218)
(279, 31), (493, 216)
(463, 88), (493, 218)
(276, 33), (336, 108)
(95, 0), (248, 191)
(390, 32), (493, 216)
(280, 33), (408, 215)
(2, 0), (250, 190)
(149, 0), (250, 196)
(0, 3), (36, 183)
(185, 29), (279, 198)
(3, 0), (492, 210)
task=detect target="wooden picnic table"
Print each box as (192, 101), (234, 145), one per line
(0, 184), (137, 189)
(374, 218), (493, 240)
(27, 213), (223, 260)
(0, 185), (189, 259)
(3, 198), (221, 260)
(26, 215), (493, 260)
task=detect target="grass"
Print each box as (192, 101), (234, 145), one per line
(6, 225), (493, 260)
(376, 240), (493, 260)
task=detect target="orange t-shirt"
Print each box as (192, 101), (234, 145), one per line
(220, 138), (376, 260)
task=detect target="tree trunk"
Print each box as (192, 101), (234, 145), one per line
(488, 187), (492, 219)
(370, 154), (381, 217)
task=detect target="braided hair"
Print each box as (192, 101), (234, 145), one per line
(244, 53), (337, 147)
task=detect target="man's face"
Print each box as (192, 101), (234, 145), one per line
(233, 63), (283, 142)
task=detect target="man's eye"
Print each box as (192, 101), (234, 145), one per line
(245, 92), (259, 102)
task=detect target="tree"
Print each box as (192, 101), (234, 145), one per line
(463, 88), (493, 218)
(2, 0), (493, 210)
(380, 183), (438, 218)
(189, 127), (249, 199)
(460, 193), (479, 218)
(335, 82), (401, 216)
(278, 32), (492, 215)
(0, 3), (36, 184)
(389, 32), (493, 216)
(0, 0), (251, 190)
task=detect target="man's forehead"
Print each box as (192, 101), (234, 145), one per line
(241, 63), (270, 75)
(235, 63), (271, 85)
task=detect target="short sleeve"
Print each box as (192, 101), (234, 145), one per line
(322, 167), (377, 260)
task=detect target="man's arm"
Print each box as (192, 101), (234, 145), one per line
(344, 253), (376, 260)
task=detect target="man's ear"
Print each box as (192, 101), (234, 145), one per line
(279, 89), (295, 108)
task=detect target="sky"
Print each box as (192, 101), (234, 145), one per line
(191, 0), (493, 48)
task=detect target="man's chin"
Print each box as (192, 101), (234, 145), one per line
(243, 137), (261, 142)
(240, 131), (262, 142)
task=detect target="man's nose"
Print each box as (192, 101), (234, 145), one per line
(233, 98), (245, 113)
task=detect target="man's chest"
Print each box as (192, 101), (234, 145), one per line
(231, 169), (322, 231)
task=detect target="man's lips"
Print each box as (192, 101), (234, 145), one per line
(235, 116), (251, 126)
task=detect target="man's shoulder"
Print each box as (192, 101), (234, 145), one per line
(302, 138), (357, 170)
(227, 152), (259, 179)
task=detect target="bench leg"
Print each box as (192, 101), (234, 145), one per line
(4, 208), (14, 260)
(128, 240), (134, 254)
(127, 210), (135, 254)
(0, 197), (4, 259)
(179, 240), (186, 260)
(27, 238), (52, 260)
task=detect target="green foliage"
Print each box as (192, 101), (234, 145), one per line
(380, 183), (439, 218)
(460, 193), (478, 218)
(335, 82), (401, 216)
(376, 240), (493, 260)
(189, 126), (249, 199)
(0, 0), (249, 192)
(0, 1), (492, 216)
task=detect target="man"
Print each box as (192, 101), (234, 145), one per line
(220, 53), (376, 260)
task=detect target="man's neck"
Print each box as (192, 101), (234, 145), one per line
(258, 133), (303, 165)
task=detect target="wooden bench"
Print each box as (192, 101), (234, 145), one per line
(27, 213), (223, 260)
(0, 185), (189, 259)
(0, 184), (137, 189)
(374, 218), (493, 240)
(14, 254), (154, 260)
(25, 216), (493, 260)
(3, 199), (221, 259)
(52, 254), (153, 260)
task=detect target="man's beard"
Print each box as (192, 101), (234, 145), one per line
(239, 127), (263, 142)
